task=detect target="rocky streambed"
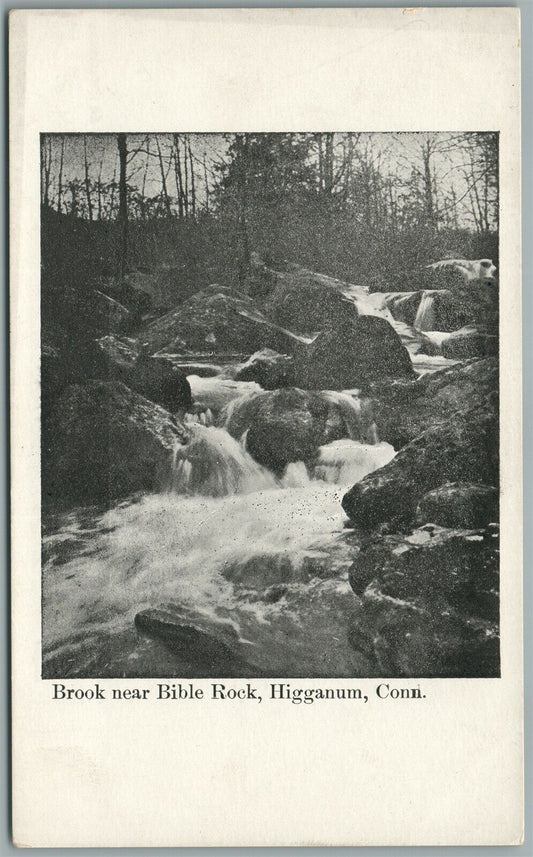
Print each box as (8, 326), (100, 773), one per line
(41, 265), (499, 679)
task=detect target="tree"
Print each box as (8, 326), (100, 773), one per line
(117, 133), (128, 277)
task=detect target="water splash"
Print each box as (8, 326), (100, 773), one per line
(167, 425), (278, 497)
(313, 438), (396, 486)
(188, 375), (262, 415)
(414, 291), (437, 331)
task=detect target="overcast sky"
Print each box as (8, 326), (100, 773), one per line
(41, 132), (496, 227)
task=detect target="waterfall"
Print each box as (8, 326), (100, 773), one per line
(414, 291), (437, 331)
(320, 389), (377, 442)
(167, 426), (279, 497)
(187, 375), (262, 415)
(313, 439), (396, 486)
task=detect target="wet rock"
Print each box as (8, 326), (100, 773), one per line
(93, 290), (131, 333)
(441, 326), (498, 360)
(139, 285), (306, 356)
(263, 269), (359, 334)
(228, 388), (330, 473)
(43, 380), (188, 507)
(432, 280), (499, 333)
(368, 357), (498, 450)
(92, 339), (192, 413)
(294, 315), (415, 391)
(235, 349), (295, 389)
(95, 334), (139, 379)
(416, 482), (499, 529)
(132, 354), (193, 413)
(384, 292), (426, 326)
(342, 402), (498, 530)
(348, 525), (499, 677)
(224, 387), (372, 473)
(171, 362), (222, 378)
(135, 604), (242, 668)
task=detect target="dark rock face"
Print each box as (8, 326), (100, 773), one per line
(263, 269), (359, 334)
(432, 280), (499, 333)
(42, 381), (188, 507)
(139, 285), (306, 356)
(295, 315), (414, 391)
(95, 335), (139, 379)
(235, 349), (295, 389)
(416, 482), (499, 529)
(347, 524), (500, 677)
(342, 402), (498, 529)
(369, 357), (498, 451)
(93, 290), (131, 333)
(384, 292), (426, 326)
(131, 355), (193, 413)
(135, 605), (242, 670)
(227, 388), (330, 473)
(92, 339), (193, 413)
(441, 326), (498, 360)
(224, 387), (373, 473)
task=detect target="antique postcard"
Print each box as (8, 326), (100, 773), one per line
(10, 8), (523, 847)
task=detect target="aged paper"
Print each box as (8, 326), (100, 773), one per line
(10, 8), (522, 847)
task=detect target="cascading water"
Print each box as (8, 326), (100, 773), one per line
(413, 290), (437, 331)
(319, 389), (377, 442)
(313, 438), (396, 485)
(188, 375), (262, 415)
(167, 425), (278, 497)
(42, 418), (397, 678)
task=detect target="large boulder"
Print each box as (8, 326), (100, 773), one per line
(225, 388), (330, 473)
(416, 483), (499, 529)
(92, 338), (192, 413)
(263, 269), (359, 334)
(42, 380), (189, 507)
(431, 281), (499, 333)
(234, 349), (295, 389)
(93, 290), (132, 333)
(342, 401), (498, 530)
(369, 357), (498, 451)
(347, 524), (500, 677)
(294, 315), (414, 391)
(131, 354), (193, 413)
(383, 292), (426, 326)
(139, 285), (306, 356)
(441, 326), (498, 360)
(224, 387), (376, 474)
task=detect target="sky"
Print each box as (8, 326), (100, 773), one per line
(41, 132), (496, 228)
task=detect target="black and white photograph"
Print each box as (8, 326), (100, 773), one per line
(12, 9), (523, 848)
(40, 131), (500, 681)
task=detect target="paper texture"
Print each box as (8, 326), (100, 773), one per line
(10, 8), (522, 847)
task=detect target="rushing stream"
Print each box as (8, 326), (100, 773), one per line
(42, 400), (395, 678)
(42, 274), (458, 679)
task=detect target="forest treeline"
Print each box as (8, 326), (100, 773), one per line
(41, 132), (498, 297)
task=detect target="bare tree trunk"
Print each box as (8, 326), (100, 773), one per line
(96, 156), (104, 220)
(203, 151), (209, 214)
(140, 138), (150, 221)
(41, 136), (52, 208)
(117, 133), (128, 277)
(236, 133), (250, 287)
(173, 135), (184, 219)
(316, 133), (324, 193)
(57, 136), (65, 213)
(69, 181), (78, 217)
(155, 135), (172, 217)
(324, 133), (334, 195)
(83, 136), (94, 221)
(422, 139), (435, 227)
(183, 135), (189, 217)
(109, 157), (118, 220)
(188, 143), (196, 218)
